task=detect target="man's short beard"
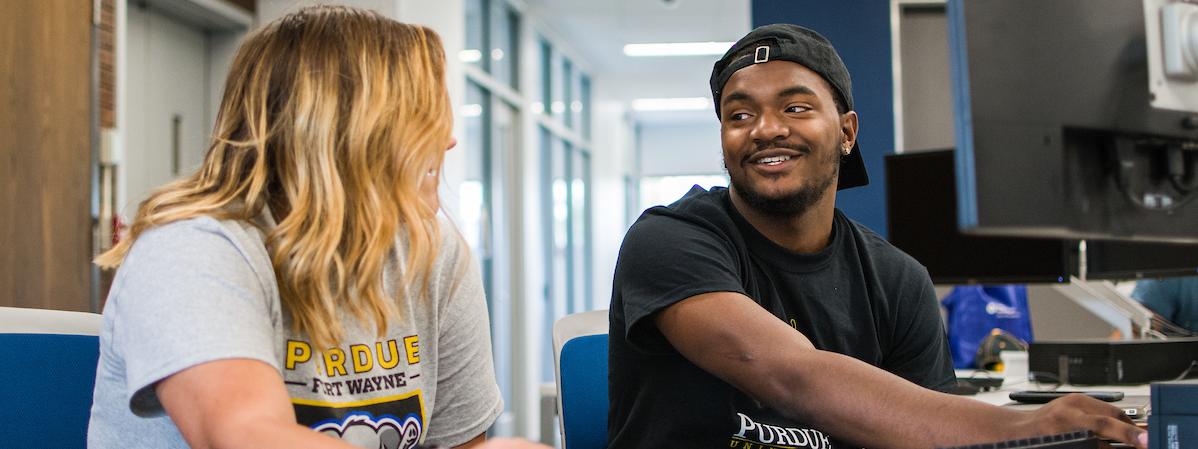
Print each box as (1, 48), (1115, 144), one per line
(728, 149), (841, 218)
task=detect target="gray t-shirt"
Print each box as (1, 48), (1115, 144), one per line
(88, 212), (502, 448)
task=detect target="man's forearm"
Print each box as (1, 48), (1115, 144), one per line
(764, 348), (1025, 449)
(655, 292), (1148, 449)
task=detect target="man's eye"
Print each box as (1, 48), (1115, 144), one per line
(785, 105), (810, 113)
(729, 112), (751, 121)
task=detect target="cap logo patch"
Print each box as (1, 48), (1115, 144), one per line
(753, 45), (770, 63)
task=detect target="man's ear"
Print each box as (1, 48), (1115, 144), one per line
(839, 110), (859, 153)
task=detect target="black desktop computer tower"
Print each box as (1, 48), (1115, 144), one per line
(1029, 339), (1198, 385)
(1151, 381), (1198, 449)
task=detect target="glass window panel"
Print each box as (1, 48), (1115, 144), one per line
(487, 97), (516, 436)
(580, 75), (592, 139)
(460, 81), (491, 283)
(463, 0), (489, 72)
(571, 151), (592, 312)
(539, 126), (568, 382)
(461, 83), (505, 399)
(625, 174), (640, 227)
(562, 58), (574, 129)
(550, 51), (565, 122)
(638, 175), (729, 212)
(490, 4), (519, 89)
(538, 38), (551, 116)
(561, 142), (576, 315)
(551, 139), (569, 317)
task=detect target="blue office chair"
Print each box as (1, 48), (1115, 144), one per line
(553, 309), (609, 449)
(0, 306), (103, 449)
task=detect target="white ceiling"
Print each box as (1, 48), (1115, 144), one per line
(522, 0), (750, 109)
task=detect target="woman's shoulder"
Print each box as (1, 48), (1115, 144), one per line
(434, 214), (465, 249)
(110, 215), (279, 314)
(418, 215), (477, 295)
(125, 215), (273, 279)
(136, 215), (265, 253)
(430, 214), (471, 272)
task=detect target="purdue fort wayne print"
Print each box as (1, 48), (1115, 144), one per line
(283, 336), (427, 449)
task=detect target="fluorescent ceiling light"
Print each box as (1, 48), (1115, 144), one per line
(623, 42), (733, 57)
(631, 97), (710, 112)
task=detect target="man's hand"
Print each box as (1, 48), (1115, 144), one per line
(1015, 394), (1148, 449)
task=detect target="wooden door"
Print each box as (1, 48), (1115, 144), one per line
(0, 0), (96, 311)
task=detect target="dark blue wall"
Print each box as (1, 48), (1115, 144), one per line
(751, 0), (893, 237)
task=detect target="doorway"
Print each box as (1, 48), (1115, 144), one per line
(118, 0), (250, 218)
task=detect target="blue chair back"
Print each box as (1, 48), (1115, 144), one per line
(553, 309), (609, 449)
(0, 307), (102, 449)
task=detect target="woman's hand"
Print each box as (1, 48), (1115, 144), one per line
(474, 438), (551, 449)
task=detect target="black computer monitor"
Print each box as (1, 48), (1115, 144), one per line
(886, 150), (1079, 284)
(1086, 240), (1198, 280)
(886, 149), (1198, 283)
(947, 0), (1198, 243)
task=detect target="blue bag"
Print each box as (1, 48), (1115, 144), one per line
(941, 285), (1034, 369)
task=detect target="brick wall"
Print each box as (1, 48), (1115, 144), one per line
(99, 0), (115, 128)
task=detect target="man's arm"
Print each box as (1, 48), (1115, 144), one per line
(655, 292), (1147, 449)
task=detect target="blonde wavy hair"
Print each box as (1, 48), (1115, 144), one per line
(96, 5), (453, 349)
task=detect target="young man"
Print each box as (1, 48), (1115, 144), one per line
(608, 23), (1148, 449)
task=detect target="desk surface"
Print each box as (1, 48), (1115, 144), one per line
(955, 369), (1152, 407)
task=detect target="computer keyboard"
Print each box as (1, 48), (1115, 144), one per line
(937, 430), (1100, 449)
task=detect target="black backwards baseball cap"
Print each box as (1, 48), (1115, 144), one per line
(709, 23), (869, 190)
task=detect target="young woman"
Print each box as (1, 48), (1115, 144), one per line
(88, 6), (542, 449)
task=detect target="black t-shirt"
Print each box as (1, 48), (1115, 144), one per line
(608, 186), (955, 449)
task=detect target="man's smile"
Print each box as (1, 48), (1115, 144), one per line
(745, 147), (805, 174)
